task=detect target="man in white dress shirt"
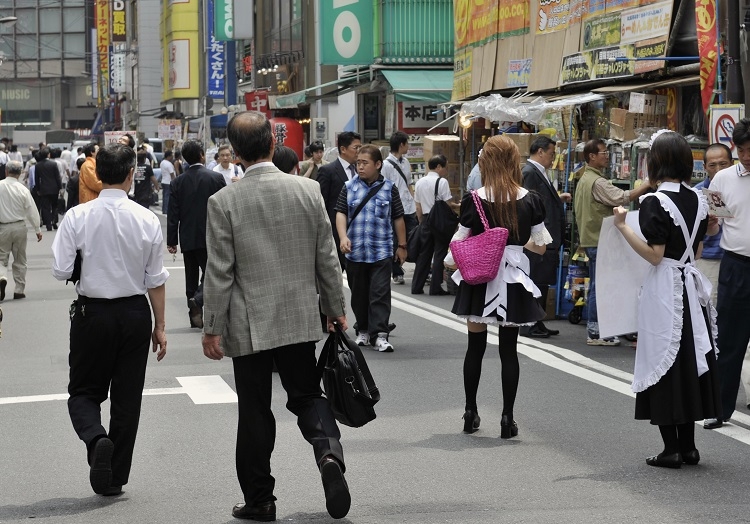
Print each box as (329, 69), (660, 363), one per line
(51, 143), (169, 497)
(381, 131), (417, 285)
(212, 144), (243, 185)
(0, 161), (42, 301)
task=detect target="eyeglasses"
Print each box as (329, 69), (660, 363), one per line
(596, 151), (609, 155)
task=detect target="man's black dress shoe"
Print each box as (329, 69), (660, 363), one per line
(537, 322), (559, 335)
(102, 485), (123, 496)
(523, 326), (550, 338)
(682, 449), (700, 465)
(646, 452), (682, 468)
(430, 289), (449, 296)
(320, 456), (350, 519)
(13, 293), (25, 300)
(411, 289), (424, 295)
(0, 277), (6, 301)
(703, 418), (723, 429)
(89, 437), (114, 495)
(232, 500), (276, 521)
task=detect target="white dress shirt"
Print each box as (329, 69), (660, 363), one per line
(381, 153), (416, 214)
(709, 162), (750, 256)
(527, 159), (553, 188)
(213, 163), (244, 185)
(414, 172), (452, 214)
(339, 157), (356, 180)
(51, 189), (169, 298)
(0, 177), (41, 233)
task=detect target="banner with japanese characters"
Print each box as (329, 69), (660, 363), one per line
(207, 0), (225, 99)
(696, 0), (718, 113)
(536, 0), (584, 35)
(398, 102), (448, 131)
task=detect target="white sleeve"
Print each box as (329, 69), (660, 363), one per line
(438, 178), (453, 201)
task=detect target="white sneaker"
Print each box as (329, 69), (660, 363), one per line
(373, 336), (394, 352)
(393, 275), (405, 285)
(587, 336), (621, 346)
(355, 333), (369, 346)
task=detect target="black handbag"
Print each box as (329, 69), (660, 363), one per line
(317, 322), (380, 428)
(405, 222), (423, 263)
(425, 178), (458, 242)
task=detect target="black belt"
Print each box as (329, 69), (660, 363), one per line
(725, 251), (750, 264)
(0, 220), (23, 225)
(77, 294), (142, 305)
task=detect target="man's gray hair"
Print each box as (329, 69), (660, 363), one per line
(7, 160), (23, 175)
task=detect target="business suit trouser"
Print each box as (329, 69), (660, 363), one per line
(183, 248), (207, 308)
(392, 213), (418, 278)
(233, 342), (344, 504)
(40, 194), (58, 229)
(67, 295), (152, 487)
(412, 226), (449, 295)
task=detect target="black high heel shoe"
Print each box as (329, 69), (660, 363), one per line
(500, 415), (518, 439)
(462, 410), (480, 433)
(682, 449), (700, 465)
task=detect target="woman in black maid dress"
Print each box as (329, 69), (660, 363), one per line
(445, 134), (550, 438)
(613, 131), (720, 468)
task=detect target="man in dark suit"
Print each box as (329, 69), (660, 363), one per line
(34, 147), (63, 231)
(167, 139), (226, 328)
(316, 131), (362, 269)
(521, 136), (571, 338)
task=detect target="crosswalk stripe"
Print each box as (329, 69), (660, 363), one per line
(177, 375), (238, 404)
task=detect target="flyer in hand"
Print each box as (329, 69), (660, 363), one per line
(701, 188), (733, 218)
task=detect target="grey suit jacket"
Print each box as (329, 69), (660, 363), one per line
(203, 164), (346, 357)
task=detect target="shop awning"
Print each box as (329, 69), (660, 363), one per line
(592, 75), (699, 94)
(381, 69), (454, 103)
(271, 74), (367, 109)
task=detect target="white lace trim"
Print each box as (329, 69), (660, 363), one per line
(695, 188), (709, 222)
(530, 224), (553, 246)
(708, 300), (719, 358)
(456, 315), (537, 327)
(631, 267), (683, 393)
(639, 184), (708, 229)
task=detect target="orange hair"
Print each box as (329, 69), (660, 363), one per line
(477, 135), (522, 236)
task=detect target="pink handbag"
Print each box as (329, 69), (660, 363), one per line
(449, 190), (509, 285)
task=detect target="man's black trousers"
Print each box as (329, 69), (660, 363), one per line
(67, 294), (152, 487)
(233, 342), (344, 504)
(183, 248), (207, 307)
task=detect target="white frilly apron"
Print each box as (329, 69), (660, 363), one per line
(631, 186), (719, 393)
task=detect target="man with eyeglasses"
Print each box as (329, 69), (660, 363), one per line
(574, 138), (652, 346)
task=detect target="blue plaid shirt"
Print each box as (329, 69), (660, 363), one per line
(694, 178), (723, 260)
(335, 175), (404, 263)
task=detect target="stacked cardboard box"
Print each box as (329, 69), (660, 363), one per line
(609, 108), (667, 142)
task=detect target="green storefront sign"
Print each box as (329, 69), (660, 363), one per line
(319, 0), (374, 65)
(214, 0), (254, 41)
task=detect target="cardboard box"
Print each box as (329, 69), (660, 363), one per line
(444, 162), (462, 188)
(609, 108), (667, 141)
(422, 135), (461, 163)
(502, 133), (540, 156)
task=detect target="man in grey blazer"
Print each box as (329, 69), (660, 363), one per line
(201, 111), (351, 521)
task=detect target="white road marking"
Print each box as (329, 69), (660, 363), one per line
(177, 375), (237, 404)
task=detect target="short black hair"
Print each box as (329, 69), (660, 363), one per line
(181, 139), (204, 165)
(309, 141), (324, 154)
(337, 131), (361, 154)
(50, 147), (62, 159)
(648, 131), (693, 183)
(163, 149), (173, 160)
(304, 146), (311, 158)
(137, 150), (150, 164)
(733, 118), (750, 147)
(389, 131), (409, 152)
(83, 143), (97, 157)
(38, 147), (50, 159)
(272, 145), (299, 174)
(428, 154), (447, 170)
(76, 157), (85, 170)
(704, 143), (732, 163)
(96, 143), (136, 185)
(121, 134), (136, 148)
(583, 139), (607, 163)
(530, 136), (555, 156)
(227, 111), (274, 163)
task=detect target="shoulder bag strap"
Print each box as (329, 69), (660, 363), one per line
(347, 181), (383, 230)
(387, 159), (409, 187)
(471, 190), (490, 232)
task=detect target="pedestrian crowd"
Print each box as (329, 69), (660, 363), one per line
(1, 114), (750, 521)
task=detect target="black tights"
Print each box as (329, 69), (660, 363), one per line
(658, 423), (696, 455)
(463, 327), (520, 417)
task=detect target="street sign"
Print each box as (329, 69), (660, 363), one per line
(709, 104), (745, 159)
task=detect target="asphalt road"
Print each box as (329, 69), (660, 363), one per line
(1, 213), (750, 524)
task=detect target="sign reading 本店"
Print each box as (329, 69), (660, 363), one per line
(319, 0), (374, 64)
(507, 59), (532, 87)
(399, 102), (444, 130)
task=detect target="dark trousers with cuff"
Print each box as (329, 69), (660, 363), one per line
(233, 342), (344, 504)
(347, 257), (392, 337)
(717, 252), (750, 420)
(183, 248), (207, 308)
(412, 224), (449, 295)
(40, 194), (58, 229)
(67, 295), (152, 487)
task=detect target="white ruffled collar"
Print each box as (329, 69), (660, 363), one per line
(639, 183), (709, 228)
(477, 186), (529, 202)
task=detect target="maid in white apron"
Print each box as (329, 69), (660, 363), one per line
(613, 131), (720, 469)
(445, 135), (551, 438)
